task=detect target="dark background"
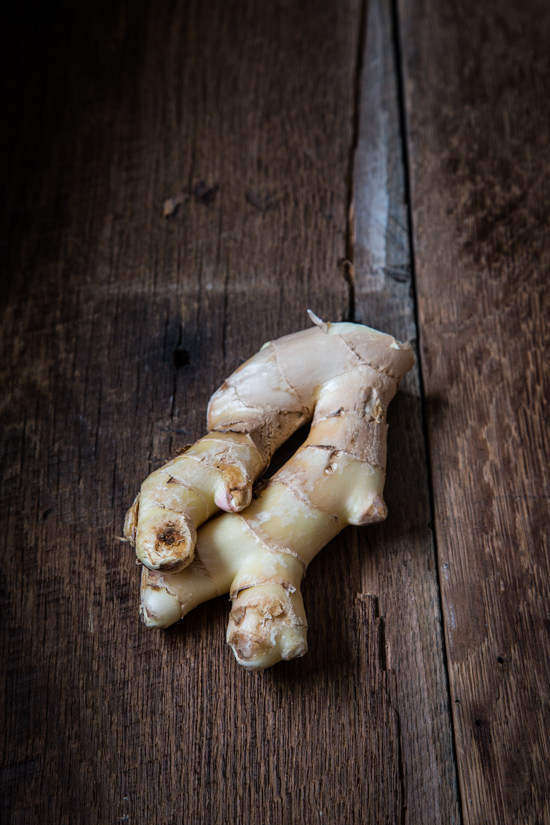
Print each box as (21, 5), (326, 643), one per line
(1, 0), (549, 822)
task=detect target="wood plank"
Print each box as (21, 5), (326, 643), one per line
(0, 0), (461, 822)
(398, 0), (550, 821)
(352, 0), (460, 821)
(0, 1), (401, 823)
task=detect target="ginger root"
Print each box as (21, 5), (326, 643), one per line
(126, 313), (415, 669)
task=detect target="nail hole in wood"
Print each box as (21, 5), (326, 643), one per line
(193, 180), (219, 206)
(173, 346), (190, 368)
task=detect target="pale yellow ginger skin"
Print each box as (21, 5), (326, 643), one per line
(124, 431), (264, 572)
(128, 313), (415, 670)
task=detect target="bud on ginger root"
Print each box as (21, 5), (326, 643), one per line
(126, 313), (415, 669)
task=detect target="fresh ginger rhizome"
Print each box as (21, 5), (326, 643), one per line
(124, 314), (414, 670)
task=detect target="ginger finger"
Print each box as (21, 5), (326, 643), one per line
(124, 432), (264, 572)
(138, 319), (415, 669)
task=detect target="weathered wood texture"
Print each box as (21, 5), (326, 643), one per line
(0, 0), (460, 822)
(352, 0), (460, 821)
(399, 0), (550, 822)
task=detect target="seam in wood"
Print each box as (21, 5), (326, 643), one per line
(390, 0), (465, 821)
(344, 0), (369, 322)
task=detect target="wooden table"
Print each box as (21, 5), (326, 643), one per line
(2, 0), (549, 822)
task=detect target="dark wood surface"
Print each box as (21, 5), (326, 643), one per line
(1, 0), (548, 823)
(400, 0), (550, 822)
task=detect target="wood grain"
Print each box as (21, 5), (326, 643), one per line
(352, 0), (460, 821)
(1, 0), (457, 822)
(398, 0), (550, 821)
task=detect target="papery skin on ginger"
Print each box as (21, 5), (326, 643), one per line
(126, 313), (415, 670)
